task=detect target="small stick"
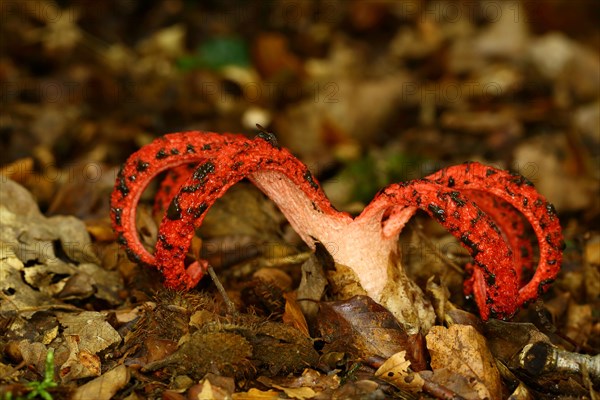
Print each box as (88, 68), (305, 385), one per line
(206, 265), (238, 316)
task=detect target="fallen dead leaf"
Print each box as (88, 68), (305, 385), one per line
(55, 311), (121, 382)
(282, 292), (310, 337)
(231, 388), (281, 399)
(316, 295), (427, 371)
(71, 364), (130, 400)
(374, 350), (425, 393)
(296, 246), (330, 327)
(426, 324), (502, 399)
(189, 378), (232, 400)
(17, 341), (49, 377)
(59, 335), (101, 382)
(271, 385), (315, 400)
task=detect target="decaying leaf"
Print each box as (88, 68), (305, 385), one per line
(296, 245), (330, 326)
(0, 179), (123, 309)
(231, 388), (280, 399)
(59, 335), (101, 381)
(16, 341), (49, 377)
(426, 324), (502, 399)
(374, 350), (425, 393)
(282, 292), (310, 337)
(257, 369), (341, 400)
(564, 301), (593, 345)
(484, 320), (552, 370)
(71, 364), (130, 400)
(0, 245), (53, 314)
(55, 311), (122, 382)
(271, 385), (315, 400)
(583, 235), (600, 303)
(189, 375), (234, 400)
(197, 184), (289, 269)
(316, 296), (427, 371)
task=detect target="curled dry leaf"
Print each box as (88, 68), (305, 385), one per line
(316, 295), (427, 371)
(71, 364), (130, 400)
(426, 324), (502, 399)
(0, 179), (122, 307)
(282, 292), (310, 337)
(56, 311), (122, 382)
(374, 350), (425, 393)
(484, 320), (552, 371)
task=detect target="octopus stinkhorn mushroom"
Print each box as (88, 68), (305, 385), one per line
(110, 131), (563, 333)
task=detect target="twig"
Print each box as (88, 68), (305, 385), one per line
(206, 265), (238, 317)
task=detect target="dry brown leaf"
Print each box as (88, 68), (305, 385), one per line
(296, 248), (329, 325)
(282, 292), (310, 337)
(231, 388), (281, 399)
(426, 324), (502, 399)
(252, 32), (304, 80)
(0, 179), (122, 306)
(253, 268), (293, 291)
(55, 311), (121, 381)
(0, 245), (53, 314)
(257, 368), (340, 397)
(57, 311), (122, 354)
(85, 219), (117, 242)
(191, 378), (232, 400)
(271, 385), (315, 400)
(316, 295), (427, 371)
(514, 134), (598, 212)
(374, 350), (425, 393)
(584, 235), (600, 302)
(0, 157), (34, 183)
(59, 335), (101, 381)
(71, 364), (130, 400)
(17, 341), (49, 376)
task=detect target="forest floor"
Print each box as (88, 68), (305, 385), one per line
(0, 1), (599, 399)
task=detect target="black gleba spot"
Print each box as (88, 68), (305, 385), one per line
(156, 148), (168, 159)
(427, 203), (446, 223)
(193, 161), (215, 181)
(166, 196), (182, 220)
(304, 170), (319, 190)
(112, 207), (123, 226)
(136, 159), (150, 172)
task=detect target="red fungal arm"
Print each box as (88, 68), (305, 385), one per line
(458, 191), (534, 285)
(366, 162), (563, 318)
(110, 132), (247, 266)
(363, 181), (519, 320)
(152, 134), (345, 290)
(426, 163), (563, 307)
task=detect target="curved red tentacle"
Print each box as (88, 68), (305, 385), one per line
(367, 181), (518, 320)
(152, 134), (342, 290)
(459, 191), (534, 284)
(425, 163), (563, 307)
(110, 132), (249, 266)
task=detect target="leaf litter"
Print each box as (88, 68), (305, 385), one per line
(1, 1), (599, 399)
